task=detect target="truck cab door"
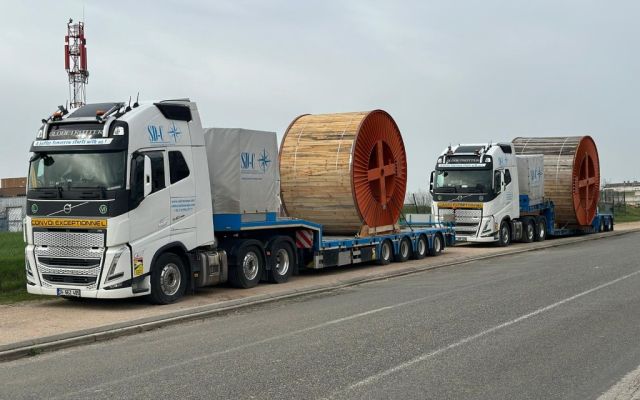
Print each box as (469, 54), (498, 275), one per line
(128, 151), (170, 273)
(167, 150), (196, 237)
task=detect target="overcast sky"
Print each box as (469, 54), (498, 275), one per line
(1, 0), (638, 190)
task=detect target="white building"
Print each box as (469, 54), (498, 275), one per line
(602, 181), (640, 206)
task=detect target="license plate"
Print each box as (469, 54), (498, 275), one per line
(57, 288), (81, 297)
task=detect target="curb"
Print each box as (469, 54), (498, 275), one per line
(1, 227), (639, 362)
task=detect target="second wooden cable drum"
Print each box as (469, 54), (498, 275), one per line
(279, 110), (408, 235)
(512, 136), (600, 227)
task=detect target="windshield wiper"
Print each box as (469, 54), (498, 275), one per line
(70, 185), (108, 199)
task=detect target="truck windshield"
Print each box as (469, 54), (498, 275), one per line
(28, 151), (126, 191)
(434, 169), (492, 194)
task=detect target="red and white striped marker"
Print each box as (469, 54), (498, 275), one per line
(295, 230), (314, 248)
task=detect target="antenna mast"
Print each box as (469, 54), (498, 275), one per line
(64, 18), (89, 108)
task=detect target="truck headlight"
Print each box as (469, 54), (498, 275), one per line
(106, 246), (127, 282)
(482, 220), (492, 233)
(25, 258), (33, 277)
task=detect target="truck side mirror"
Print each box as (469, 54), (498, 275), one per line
(429, 171), (435, 192)
(143, 155), (152, 197)
(494, 171), (502, 194)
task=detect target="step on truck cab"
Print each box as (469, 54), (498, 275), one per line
(25, 100), (455, 303)
(429, 143), (613, 245)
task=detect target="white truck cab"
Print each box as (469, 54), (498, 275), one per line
(430, 143), (524, 244)
(25, 100), (221, 303)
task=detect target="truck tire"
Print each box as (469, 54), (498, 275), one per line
(229, 245), (264, 289)
(606, 218), (614, 231)
(377, 240), (393, 265)
(412, 235), (428, 260)
(522, 218), (535, 243)
(498, 221), (511, 247)
(428, 233), (444, 256)
(395, 237), (412, 262)
(268, 240), (295, 284)
(149, 252), (187, 304)
(535, 217), (547, 242)
(599, 219), (605, 233)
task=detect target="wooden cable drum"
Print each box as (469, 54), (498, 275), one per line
(512, 136), (600, 227)
(279, 110), (408, 235)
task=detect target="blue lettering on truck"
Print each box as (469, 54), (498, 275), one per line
(148, 125), (164, 143)
(241, 152), (255, 170)
(241, 148), (272, 180)
(148, 122), (182, 144)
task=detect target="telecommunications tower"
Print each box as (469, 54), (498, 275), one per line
(64, 18), (89, 108)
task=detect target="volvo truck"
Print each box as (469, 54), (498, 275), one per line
(24, 100), (455, 303)
(429, 143), (613, 245)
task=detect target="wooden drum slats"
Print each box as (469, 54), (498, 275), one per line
(279, 110), (407, 235)
(512, 136), (600, 227)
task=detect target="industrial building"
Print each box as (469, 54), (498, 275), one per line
(602, 181), (640, 206)
(0, 177), (26, 232)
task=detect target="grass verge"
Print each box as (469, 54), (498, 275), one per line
(0, 232), (42, 303)
(614, 206), (640, 223)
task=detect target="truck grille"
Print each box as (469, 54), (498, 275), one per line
(438, 208), (483, 236)
(38, 257), (101, 267)
(33, 231), (104, 248)
(33, 232), (105, 288)
(42, 275), (97, 285)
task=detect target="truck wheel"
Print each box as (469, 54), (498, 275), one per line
(607, 219), (614, 231)
(428, 233), (443, 256)
(412, 235), (428, 260)
(535, 217), (547, 242)
(498, 221), (511, 247)
(268, 241), (295, 284)
(522, 219), (535, 243)
(149, 252), (187, 304)
(376, 240), (393, 265)
(229, 245), (263, 289)
(395, 237), (412, 262)
(599, 219), (605, 233)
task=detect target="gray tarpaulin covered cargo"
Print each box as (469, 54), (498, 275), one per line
(203, 128), (279, 217)
(516, 154), (545, 206)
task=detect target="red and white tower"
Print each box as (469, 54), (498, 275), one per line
(64, 19), (89, 108)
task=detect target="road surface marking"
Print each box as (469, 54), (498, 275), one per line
(337, 268), (640, 395)
(598, 363), (640, 400)
(52, 290), (457, 399)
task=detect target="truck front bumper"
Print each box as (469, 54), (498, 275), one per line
(26, 285), (144, 299)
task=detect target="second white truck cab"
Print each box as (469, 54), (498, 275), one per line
(430, 141), (613, 246)
(430, 143), (534, 245)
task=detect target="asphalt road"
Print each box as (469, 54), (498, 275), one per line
(2, 232), (640, 400)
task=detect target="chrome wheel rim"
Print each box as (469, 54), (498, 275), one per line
(527, 224), (534, 240)
(382, 242), (391, 261)
(275, 248), (290, 276)
(401, 240), (409, 258)
(418, 238), (426, 255)
(539, 223), (545, 239)
(435, 236), (441, 252)
(243, 251), (260, 280)
(160, 263), (181, 296)
(501, 225), (509, 243)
